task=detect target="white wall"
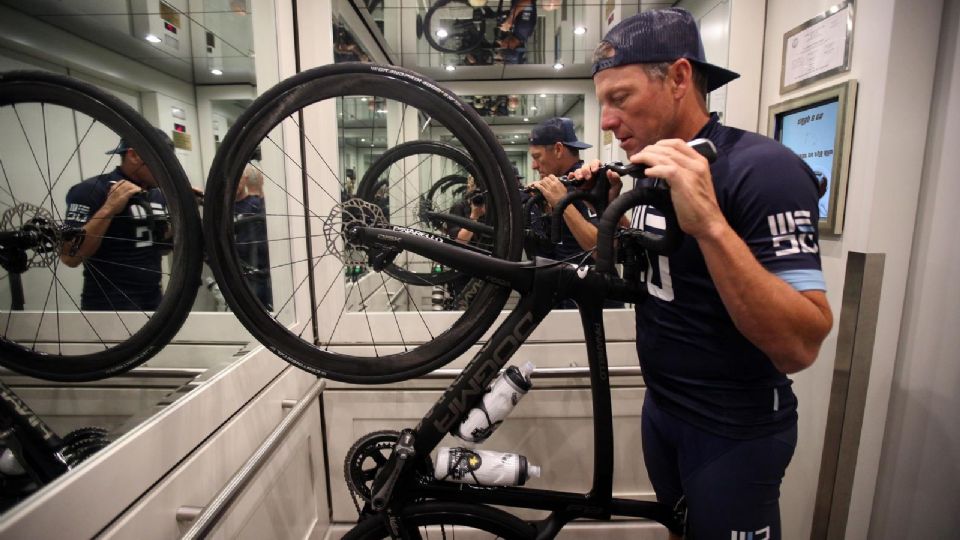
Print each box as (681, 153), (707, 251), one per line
(869, 1), (960, 536)
(759, 1), (945, 538)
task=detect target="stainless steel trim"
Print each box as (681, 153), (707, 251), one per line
(0, 367), (206, 379)
(179, 378), (325, 539)
(419, 366), (643, 379)
(811, 252), (885, 539)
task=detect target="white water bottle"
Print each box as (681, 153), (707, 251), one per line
(456, 361), (534, 443)
(434, 447), (541, 487)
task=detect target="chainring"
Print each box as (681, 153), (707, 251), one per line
(344, 430), (433, 508)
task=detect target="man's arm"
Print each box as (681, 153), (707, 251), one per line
(60, 180), (142, 267)
(633, 139), (833, 373)
(532, 174), (630, 253)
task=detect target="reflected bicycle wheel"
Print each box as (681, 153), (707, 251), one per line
(343, 502), (535, 540)
(423, 0), (488, 54)
(356, 140), (485, 287)
(204, 63), (521, 384)
(0, 71), (202, 381)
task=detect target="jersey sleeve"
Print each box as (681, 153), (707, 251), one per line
(64, 182), (105, 227)
(724, 141), (825, 291)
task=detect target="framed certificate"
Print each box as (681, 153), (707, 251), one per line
(769, 80), (858, 235)
(781, 2), (854, 93)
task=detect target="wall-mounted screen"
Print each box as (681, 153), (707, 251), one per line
(769, 80), (858, 235)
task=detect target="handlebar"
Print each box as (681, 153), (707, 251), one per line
(594, 138), (717, 272)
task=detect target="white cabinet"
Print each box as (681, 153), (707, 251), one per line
(101, 366), (328, 539)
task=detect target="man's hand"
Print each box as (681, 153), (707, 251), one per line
(629, 139), (724, 239)
(102, 180), (143, 216)
(529, 175), (567, 208)
(570, 160), (623, 204)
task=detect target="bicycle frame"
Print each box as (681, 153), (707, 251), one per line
(351, 225), (683, 537)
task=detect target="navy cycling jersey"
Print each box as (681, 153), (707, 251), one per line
(65, 168), (167, 310)
(632, 114), (824, 438)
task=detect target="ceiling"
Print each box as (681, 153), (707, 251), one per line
(0, 0), (256, 86)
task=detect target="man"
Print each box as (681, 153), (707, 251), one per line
(234, 163), (273, 310)
(60, 131), (172, 311)
(578, 8), (834, 539)
(526, 116), (597, 262)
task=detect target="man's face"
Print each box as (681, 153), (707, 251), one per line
(124, 149), (159, 189)
(595, 64), (677, 157)
(529, 143), (564, 178)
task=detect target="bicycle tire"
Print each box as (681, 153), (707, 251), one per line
(0, 70), (202, 381)
(204, 62), (520, 384)
(355, 140), (479, 286)
(343, 501), (536, 540)
(423, 0), (487, 54)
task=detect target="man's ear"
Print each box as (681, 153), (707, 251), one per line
(553, 141), (565, 157)
(669, 59), (693, 98)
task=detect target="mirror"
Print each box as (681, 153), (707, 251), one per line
(0, 0), (290, 512)
(359, 0), (598, 79)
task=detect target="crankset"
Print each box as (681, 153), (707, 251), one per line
(344, 430), (433, 514)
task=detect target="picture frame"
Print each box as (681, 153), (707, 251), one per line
(780, 2), (854, 93)
(768, 79), (858, 235)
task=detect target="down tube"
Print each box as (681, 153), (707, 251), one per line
(412, 293), (553, 456)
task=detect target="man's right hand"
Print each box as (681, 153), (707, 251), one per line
(102, 180), (143, 215)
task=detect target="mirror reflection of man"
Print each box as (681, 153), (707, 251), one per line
(527, 117), (597, 262)
(60, 131), (173, 311)
(234, 163), (273, 310)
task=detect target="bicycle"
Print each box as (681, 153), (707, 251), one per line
(0, 71), (203, 382)
(0, 377), (111, 511)
(201, 61), (715, 538)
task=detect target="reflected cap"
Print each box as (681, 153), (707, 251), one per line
(528, 117), (592, 149)
(592, 8), (740, 92)
(106, 127), (175, 154)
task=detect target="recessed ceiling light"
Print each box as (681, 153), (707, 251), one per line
(361, 138), (366, 142)
(145, 34), (161, 43)
(529, 105), (537, 111)
(445, 65), (456, 72)
(361, 97), (368, 102)
(553, 63), (564, 71)
(436, 28), (448, 38)
(210, 68), (223, 76)
(523, 117), (529, 122)
(574, 26), (587, 35)
(540, 93), (547, 98)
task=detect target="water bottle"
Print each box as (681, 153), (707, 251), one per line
(434, 447), (541, 487)
(456, 361), (534, 443)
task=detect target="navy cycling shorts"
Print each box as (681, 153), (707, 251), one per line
(641, 393), (797, 540)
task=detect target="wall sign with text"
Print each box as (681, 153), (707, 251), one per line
(781, 2), (854, 93)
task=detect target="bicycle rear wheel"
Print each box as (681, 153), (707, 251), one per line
(343, 502), (536, 539)
(0, 71), (202, 381)
(204, 63), (521, 384)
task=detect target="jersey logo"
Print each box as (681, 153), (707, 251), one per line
(731, 525), (771, 540)
(66, 203), (91, 223)
(767, 211), (818, 256)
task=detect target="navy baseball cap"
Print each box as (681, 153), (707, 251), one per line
(106, 128), (174, 154)
(592, 8), (740, 92)
(528, 117), (592, 149)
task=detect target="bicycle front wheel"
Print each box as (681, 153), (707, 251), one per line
(0, 71), (202, 381)
(343, 502), (536, 540)
(204, 63), (521, 384)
